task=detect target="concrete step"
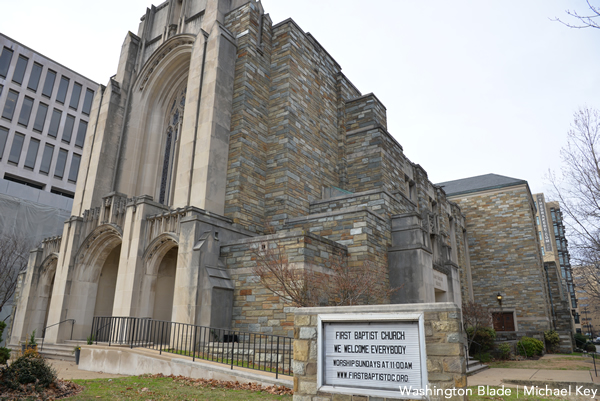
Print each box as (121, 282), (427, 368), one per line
(466, 356), (489, 376)
(8, 342), (79, 362)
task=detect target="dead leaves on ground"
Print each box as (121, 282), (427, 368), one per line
(146, 373), (293, 395)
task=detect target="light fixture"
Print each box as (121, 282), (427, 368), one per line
(496, 292), (503, 306)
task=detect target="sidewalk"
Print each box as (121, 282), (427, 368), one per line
(469, 367), (600, 387)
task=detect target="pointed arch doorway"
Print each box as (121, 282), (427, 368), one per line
(152, 246), (178, 322)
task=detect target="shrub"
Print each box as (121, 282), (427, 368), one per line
(586, 343), (597, 352)
(497, 342), (512, 360)
(544, 330), (561, 353)
(0, 322), (10, 365)
(0, 349), (57, 391)
(574, 333), (588, 349)
(475, 352), (492, 363)
(517, 337), (544, 357)
(466, 327), (496, 354)
(28, 330), (37, 346)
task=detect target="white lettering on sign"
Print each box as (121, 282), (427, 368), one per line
(322, 320), (425, 392)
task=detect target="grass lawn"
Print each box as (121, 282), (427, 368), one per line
(486, 355), (594, 371)
(70, 375), (293, 400)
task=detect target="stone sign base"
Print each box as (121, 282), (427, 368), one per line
(293, 303), (466, 401)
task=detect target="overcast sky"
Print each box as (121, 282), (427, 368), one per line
(3, 0), (598, 195)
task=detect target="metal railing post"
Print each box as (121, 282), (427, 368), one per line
(230, 331), (235, 370)
(192, 326), (197, 362)
(159, 321), (164, 355)
(276, 336), (280, 379)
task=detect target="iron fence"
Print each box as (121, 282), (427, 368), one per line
(91, 316), (293, 378)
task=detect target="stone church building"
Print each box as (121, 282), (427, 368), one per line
(12, 0), (475, 344)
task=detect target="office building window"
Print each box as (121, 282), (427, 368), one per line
(8, 133), (25, 164)
(42, 70), (56, 98)
(0, 47), (13, 78)
(24, 138), (40, 169)
(51, 187), (74, 199)
(33, 103), (48, 132)
(39, 143), (54, 174)
(536, 216), (540, 225)
(75, 120), (87, 148)
(69, 83), (82, 110)
(12, 55), (28, 85)
(62, 114), (75, 143)
(82, 89), (94, 115)
(538, 231), (542, 241)
(68, 153), (81, 182)
(48, 109), (62, 138)
(2, 90), (19, 121)
(18, 96), (34, 127)
(56, 76), (69, 104)
(27, 63), (43, 92)
(54, 148), (68, 178)
(541, 247), (545, 256)
(0, 84), (3, 96)
(0, 126), (8, 159)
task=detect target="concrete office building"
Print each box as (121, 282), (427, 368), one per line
(10, 0), (471, 348)
(0, 33), (97, 328)
(534, 194), (577, 337)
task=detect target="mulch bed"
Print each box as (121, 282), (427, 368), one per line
(0, 379), (83, 400)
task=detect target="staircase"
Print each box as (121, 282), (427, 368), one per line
(8, 339), (87, 362)
(466, 355), (489, 376)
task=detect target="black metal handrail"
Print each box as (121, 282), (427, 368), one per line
(91, 316), (293, 378)
(466, 339), (483, 369)
(40, 319), (75, 351)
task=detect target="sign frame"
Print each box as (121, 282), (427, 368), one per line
(316, 312), (429, 399)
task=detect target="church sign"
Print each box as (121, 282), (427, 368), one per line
(317, 313), (428, 399)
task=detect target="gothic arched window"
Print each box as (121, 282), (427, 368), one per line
(159, 87), (186, 205)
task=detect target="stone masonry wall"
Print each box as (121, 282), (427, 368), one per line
(449, 185), (552, 332)
(221, 231), (347, 337)
(293, 303), (466, 401)
(224, 3), (272, 233)
(285, 209), (391, 290)
(265, 20), (344, 228)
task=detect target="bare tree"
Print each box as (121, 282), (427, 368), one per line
(0, 232), (32, 316)
(252, 242), (396, 307)
(252, 242), (322, 307)
(548, 107), (600, 303)
(461, 300), (492, 353)
(553, 1), (600, 29)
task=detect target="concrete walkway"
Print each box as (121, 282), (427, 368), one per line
(469, 368), (597, 386)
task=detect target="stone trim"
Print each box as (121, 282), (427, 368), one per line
(222, 229), (347, 252)
(286, 206), (387, 224)
(310, 188), (404, 207)
(346, 123), (403, 152)
(346, 92), (387, 110)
